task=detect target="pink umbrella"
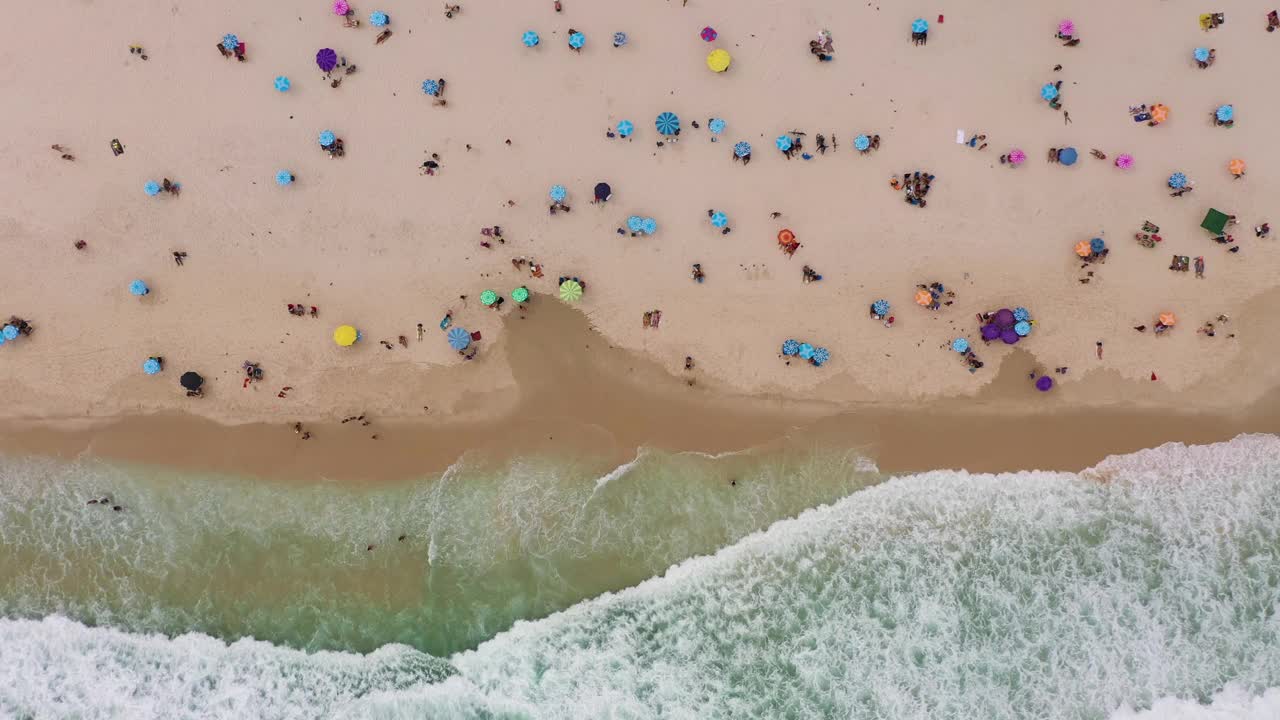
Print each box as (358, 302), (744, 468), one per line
(700, 26), (717, 42)
(333, 0), (350, 15)
(1058, 19), (1075, 36)
(1008, 148), (1027, 165)
(1115, 153), (1134, 169)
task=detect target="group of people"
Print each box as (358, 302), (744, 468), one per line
(918, 282), (954, 311)
(286, 303), (319, 317)
(1134, 220), (1163, 248)
(809, 29), (835, 62)
(891, 171), (935, 208)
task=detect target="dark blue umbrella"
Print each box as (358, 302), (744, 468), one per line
(733, 141), (751, 158)
(594, 182), (612, 201)
(655, 112), (680, 135)
(1058, 147), (1078, 165)
(447, 327), (471, 350)
(1090, 237), (1105, 253)
(782, 339), (800, 356)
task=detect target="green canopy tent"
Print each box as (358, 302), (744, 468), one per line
(1201, 209), (1229, 236)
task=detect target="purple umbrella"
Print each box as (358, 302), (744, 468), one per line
(1001, 328), (1020, 344)
(981, 324), (1001, 341)
(994, 308), (1016, 329)
(1036, 376), (1054, 392)
(316, 48), (338, 72)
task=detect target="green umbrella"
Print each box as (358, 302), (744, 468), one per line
(512, 286), (530, 303)
(480, 289), (498, 306)
(559, 280), (583, 302)
(1200, 208), (1229, 236)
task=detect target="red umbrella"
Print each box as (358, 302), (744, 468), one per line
(700, 26), (717, 42)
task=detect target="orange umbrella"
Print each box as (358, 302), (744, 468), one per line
(1074, 240), (1091, 257)
(1158, 312), (1177, 327)
(1228, 158), (1246, 176)
(914, 289), (933, 306)
(777, 229), (796, 245)
(1149, 104), (1169, 124)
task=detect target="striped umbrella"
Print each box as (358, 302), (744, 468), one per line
(447, 327), (471, 350)
(480, 289), (498, 306)
(559, 279), (583, 302)
(655, 112), (680, 135)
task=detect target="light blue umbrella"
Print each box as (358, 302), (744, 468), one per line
(1216, 104), (1233, 122)
(549, 184), (567, 202)
(447, 326), (471, 350)
(613, 32), (628, 47)
(1090, 237), (1106, 253)
(369, 10), (388, 26)
(733, 141), (751, 158)
(522, 30), (540, 47)
(798, 343), (815, 360)
(782, 339), (800, 356)
(2, 325), (18, 341)
(710, 211), (728, 228)
(144, 181), (161, 196)
(422, 79), (440, 95)
(143, 358), (162, 375)
(853, 134), (870, 151)
(1193, 47), (1210, 63)
(221, 34), (239, 52)
(1013, 307), (1030, 322)
(655, 112), (680, 135)
(129, 279), (149, 296)
(276, 170), (294, 186)
(872, 299), (890, 316)
(952, 338), (969, 353)
(1041, 83), (1059, 101)
(775, 135), (793, 152)
(627, 215), (644, 233)
(1058, 147), (1078, 166)
(641, 217), (658, 235)
(1014, 321), (1031, 337)
(708, 118), (725, 135)
(319, 130), (336, 147)
(274, 76), (291, 92)
(568, 32), (585, 49)
(617, 120), (634, 137)
(1168, 172), (1188, 189)
(812, 347), (830, 366)
(911, 18), (929, 34)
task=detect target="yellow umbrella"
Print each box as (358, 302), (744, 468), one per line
(1228, 158), (1246, 176)
(706, 49), (731, 73)
(1158, 312), (1177, 327)
(333, 325), (358, 346)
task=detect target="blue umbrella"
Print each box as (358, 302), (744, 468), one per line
(911, 18), (928, 34)
(733, 141), (751, 158)
(641, 217), (658, 235)
(775, 135), (792, 152)
(710, 211), (728, 228)
(129, 279), (149, 296)
(1058, 147), (1078, 166)
(549, 184), (567, 202)
(872, 299), (890, 316)
(1090, 237), (1105, 253)
(812, 347), (830, 366)
(144, 181), (161, 196)
(798, 343), (815, 360)
(655, 112), (680, 135)
(1014, 321), (1031, 337)
(708, 118), (725, 135)
(617, 120), (634, 137)
(369, 10), (388, 26)
(319, 130), (336, 147)
(1168, 172), (1188, 189)
(1216, 104), (1233, 122)
(568, 32), (585, 49)
(422, 79), (440, 95)
(952, 338), (969, 353)
(447, 326), (471, 350)
(274, 76), (291, 92)
(853, 134), (870, 151)
(627, 215), (644, 233)
(143, 358), (162, 375)
(613, 32), (628, 47)
(1013, 307), (1030, 322)
(276, 170), (294, 186)
(522, 30), (540, 47)
(221, 34), (239, 52)
(782, 339), (800, 356)
(1041, 83), (1059, 101)
(1193, 47), (1210, 63)
(2, 325), (18, 341)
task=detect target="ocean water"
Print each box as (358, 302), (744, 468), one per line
(2, 436), (1279, 719)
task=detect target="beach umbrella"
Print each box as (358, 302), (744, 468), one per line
(333, 325), (358, 346)
(854, 135), (871, 151)
(1216, 104), (1233, 122)
(700, 26), (718, 42)
(626, 215), (644, 233)
(655, 112), (680, 135)
(1168, 172), (1188, 189)
(1201, 209), (1229, 235)
(129, 279), (149, 296)
(914, 289), (932, 306)
(1058, 147), (1078, 165)
(143, 358), (161, 375)
(369, 10), (388, 26)
(594, 182), (612, 201)
(179, 371), (204, 391)
(1014, 307), (1030, 322)
(1041, 83), (1059, 101)
(778, 229), (796, 244)
(522, 30), (540, 47)
(1014, 321), (1031, 337)
(733, 141), (752, 158)
(1074, 240), (1091, 257)
(2, 325), (19, 341)
(1001, 329), (1020, 344)
(776, 135), (793, 152)
(319, 130), (336, 147)
(709, 118), (726, 135)
(706, 49), (731, 72)
(559, 279), (583, 302)
(447, 326), (471, 350)
(274, 76), (291, 92)
(1115, 153), (1134, 169)
(951, 338), (969, 353)
(1090, 237), (1106, 253)
(549, 184), (567, 202)
(782, 339), (800, 356)
(798, 343), (815, 360)
(1229, 159), (1246, 176)
(812, 348), (830, 366)
(568, 32), (585, 49)
(275, 170), (294, 186)
(144, 181), (161, 196)
(512, 286), (530, 303)
(316, 48), (338, 72)
(710, 211), (728, 228)
(1008, 148), (1026, 165)
(994, 308), (1015, 329)
(480, 289), (498, 306)
(1036, 376), (1053, 392)
(613, 32), (628, 47)
(912, 18), (929, 34)
(1149, 104), (1169, 124)
(617, 120), (634, 137)
(981, 324), (1001, 341)
(333, 0), (349, 15)
(222, 34), (239, 52)
(641, 217), (658, 235)
(1159, 312), (1177, 326)
(422, 79), (440, 95)
(1193, 47), (1210, 63)
(1058, 19), (1075, 36)
(872, 299), (890, 316)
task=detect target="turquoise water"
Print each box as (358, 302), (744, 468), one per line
(2, 436), (1280, 719)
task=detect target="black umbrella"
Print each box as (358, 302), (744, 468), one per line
(179, 371), (204, 391)
(594, 182), (612, 202)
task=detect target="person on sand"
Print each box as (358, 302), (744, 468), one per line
(444, 3), (461, 18)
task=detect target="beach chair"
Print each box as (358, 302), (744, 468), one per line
(1200, 208), (1229, 235)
